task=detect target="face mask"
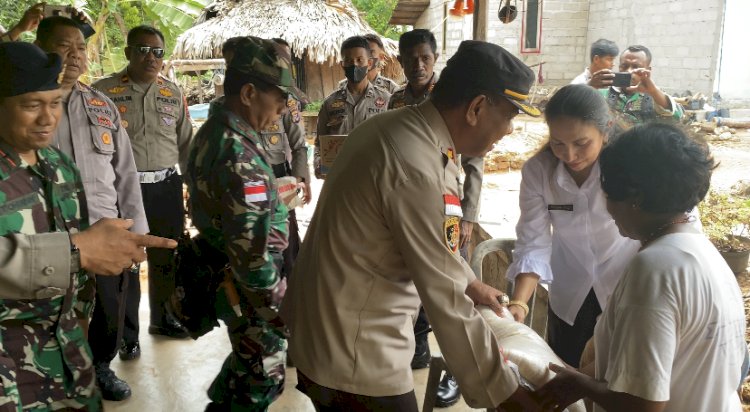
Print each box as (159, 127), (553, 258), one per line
(344, 65), (368, 83)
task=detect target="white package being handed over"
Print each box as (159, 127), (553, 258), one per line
(477, 306), (586, 412)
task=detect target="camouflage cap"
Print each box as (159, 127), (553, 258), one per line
(227, 36), (308, 104)
(0, 42), (62, 98)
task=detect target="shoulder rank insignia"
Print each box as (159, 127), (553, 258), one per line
(267, 123), (280, 132)
(331, 100), (345, 109)
(159, 88), (173, 97)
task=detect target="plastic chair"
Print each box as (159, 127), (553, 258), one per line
(421, 238), (549, 411)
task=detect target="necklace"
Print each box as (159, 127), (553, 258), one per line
(640, 214), (694, 248)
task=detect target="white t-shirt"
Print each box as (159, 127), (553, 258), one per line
(594, 233), (745, 412)
(571, 67), (591, 85)
(507, 151), (641, 324)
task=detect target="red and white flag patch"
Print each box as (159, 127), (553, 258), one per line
(443, 194), (463, 217)
(244, 181), (267, 203)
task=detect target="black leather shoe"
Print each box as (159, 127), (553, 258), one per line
(118, 341), (141, 361)
(435, 373), (461, 408)
(411, 335), (431, 369)
(148, 312), (190, 339)
(95, 364), (132, 401)
(205, 402), (229, 411)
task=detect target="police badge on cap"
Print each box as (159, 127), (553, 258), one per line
(0, 42), (63, 98)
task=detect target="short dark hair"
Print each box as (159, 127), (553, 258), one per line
(590, 38), (618, 62)
(363, 33), (384, 50)
(546, 84), (611, 136)
(36, 16), (82, 47)
(600, 123), (716, 214)
(222, 36), (246, 56)
(127, 25), (165, 46)
(224, 69), (276, 97)
(399, 29), (437, 55)
(341, 36), (371, 56)
(430, 71), (504, 110)
(624, 45), (652, 65)
(272, 38), (290, 48)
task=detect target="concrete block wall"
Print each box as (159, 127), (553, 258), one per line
(586, 0), (723, 95)
(413, 0), (724, 95)
(416, 0), (591, 88)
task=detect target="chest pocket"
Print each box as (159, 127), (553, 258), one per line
(156, 99), (179, 129)
(83, 98), (117, 155)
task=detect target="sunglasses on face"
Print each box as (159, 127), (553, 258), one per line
(132, 45), (165, 59)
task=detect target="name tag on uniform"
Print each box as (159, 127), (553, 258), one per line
(444, 194), (463, 217)
(548, 204), (574, 211)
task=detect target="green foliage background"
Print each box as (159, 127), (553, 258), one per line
(351, 0), (406, 40)
(0, 0), (208, 79)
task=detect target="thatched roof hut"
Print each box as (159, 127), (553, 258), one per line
(173, 0), (403, 101)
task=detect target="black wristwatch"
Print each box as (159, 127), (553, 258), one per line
(70, 236), (81, 273)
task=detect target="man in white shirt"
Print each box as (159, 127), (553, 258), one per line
(571, 38), (618, 89)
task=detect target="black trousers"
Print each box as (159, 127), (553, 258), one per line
(546, 288), (602, 368)
(297, 371), (418, 412)
(121, 268), (140, 345)
(139, 172), (185, 326)
(88, 272), (129, 365)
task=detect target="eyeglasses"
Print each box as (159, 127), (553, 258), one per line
(131, 45), (165, 59)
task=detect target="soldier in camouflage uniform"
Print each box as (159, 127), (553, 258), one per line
(0, 40), (100, 412)
(599, 45), (684, 134)
(210, 37), (310, 281)
(316, 36), (391, 178)
(185, 36), (307, 411)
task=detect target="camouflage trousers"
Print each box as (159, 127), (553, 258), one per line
(209, 258), (287, 410)
(0, 330), (102, 412)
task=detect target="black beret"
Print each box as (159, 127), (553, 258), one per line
(0, 42), (63, 98)
(442, 40), (540, 117)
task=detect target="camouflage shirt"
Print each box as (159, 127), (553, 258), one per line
(185, 105), (288, 335)
(600, 87), (685, 133)
(0, 141), (99, 411)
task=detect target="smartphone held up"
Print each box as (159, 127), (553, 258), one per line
(43, 4), (96, 38)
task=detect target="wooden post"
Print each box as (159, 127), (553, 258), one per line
(473, 0), (489, 41)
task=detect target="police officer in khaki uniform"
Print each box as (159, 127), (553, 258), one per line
(389, 29), (484, 407)
(282, 41), (543, 411)
(35, 16), (147, 401)
(315, 36), (391, 178)
(94, 25), (193, 346)
(338, 34), (400, 94)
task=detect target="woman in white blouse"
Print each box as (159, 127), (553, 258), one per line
(506, 84), (640, 367)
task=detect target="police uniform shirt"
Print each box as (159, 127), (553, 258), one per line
(93, 70), (193, 172)
(54, 82), (148, 234)
(316, 81), (391, 137)
(386, 74), (484, 222)
(387, 74), (436, 110)
(259, 98), (310, 182)
(282, 101), (518, 407)
(338, 74), (400, 95)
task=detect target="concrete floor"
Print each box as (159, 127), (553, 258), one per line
(103, 295), (482, 412)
